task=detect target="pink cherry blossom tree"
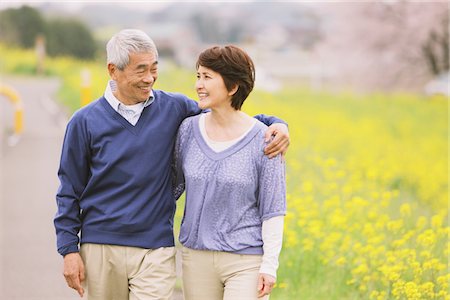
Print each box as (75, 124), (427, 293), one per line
(314, 1), (449, 91)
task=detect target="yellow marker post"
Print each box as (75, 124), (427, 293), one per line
(15, 106), (24, 134)
(0, 84), (24, 135)
(81, 69), (91, 107)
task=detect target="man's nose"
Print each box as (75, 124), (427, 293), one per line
(142, 72), (154, 83)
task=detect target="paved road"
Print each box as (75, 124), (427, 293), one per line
(0, 76), (183, 299)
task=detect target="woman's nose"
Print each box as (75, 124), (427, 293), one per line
(195, 79), (203, 89)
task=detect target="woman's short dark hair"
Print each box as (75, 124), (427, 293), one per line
(196, 45), (255, 110)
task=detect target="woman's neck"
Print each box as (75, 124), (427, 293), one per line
(205, 107), (254, 142)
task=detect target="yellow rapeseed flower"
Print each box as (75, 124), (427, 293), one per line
(399, 203), (412, 218)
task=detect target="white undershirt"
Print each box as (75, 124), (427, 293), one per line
(199, 113), (256, 152)
(260, 215), (284, 277)
(199, 114), (285, 277)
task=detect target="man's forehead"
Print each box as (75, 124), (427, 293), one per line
(129, 52), (158, 65)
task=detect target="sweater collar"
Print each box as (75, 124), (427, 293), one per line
(104, 80), (154, 112)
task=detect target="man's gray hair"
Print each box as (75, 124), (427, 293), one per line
(106, 29), (158, 70)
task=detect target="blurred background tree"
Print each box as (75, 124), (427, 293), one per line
(317, 1), (449, 91)
(0, 2), (447, 93)
(0, 5), (96, 60)
(45, 18), (96, 59)
(0, 5), (46, 49)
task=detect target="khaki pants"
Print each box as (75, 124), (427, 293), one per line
(181, 247), (269, 300)
(80, 243), (176, 300)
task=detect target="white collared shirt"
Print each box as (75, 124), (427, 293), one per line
(104, 80), (154, 126)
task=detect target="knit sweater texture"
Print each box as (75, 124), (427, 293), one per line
(173, 115), (287, 254)
(54, 90), (284, 256)
(54, 91), (200, 256)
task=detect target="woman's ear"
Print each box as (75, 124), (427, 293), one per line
(228, 84), (239, 96)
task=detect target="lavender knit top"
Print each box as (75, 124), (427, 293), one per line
(173, 115), (286, 255)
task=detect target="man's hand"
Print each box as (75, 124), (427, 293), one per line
(264, 123), (290, 159)
(63, 252), (85, 297)
(257, 273), (276, 297)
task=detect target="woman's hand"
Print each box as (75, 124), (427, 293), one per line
(257, 273), (276, 297)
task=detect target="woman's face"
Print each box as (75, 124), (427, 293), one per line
(195, 65), (234, 110)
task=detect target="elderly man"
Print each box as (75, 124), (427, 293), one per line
(54, 29), (289, 300)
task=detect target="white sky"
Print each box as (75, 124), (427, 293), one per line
(0, 0), (261, 11)
(1, 1), (168, 11)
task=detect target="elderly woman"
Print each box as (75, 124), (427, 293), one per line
(173, 45), (286, 300)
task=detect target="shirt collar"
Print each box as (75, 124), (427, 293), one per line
(104, 80), (154, 112)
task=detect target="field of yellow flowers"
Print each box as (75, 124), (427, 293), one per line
(1, 45), (448, 299)
(243, 89), (448, 299)
(169, 70), (449, 299)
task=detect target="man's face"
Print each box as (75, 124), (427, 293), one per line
(108, 51), (158, 105)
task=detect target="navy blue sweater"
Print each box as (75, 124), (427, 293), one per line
(54, 90), (283, 256)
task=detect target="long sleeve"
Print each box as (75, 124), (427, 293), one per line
(260, 215), (285, 277)
(257, 142), (286, 275)
(54, 112), (90, 256)
(254, 114), (288, 127)
(172, 118), (192, 200)
(180, 95), (202, 119)
(258, 150), (286, 220)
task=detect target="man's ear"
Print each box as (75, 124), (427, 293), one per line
(108, 63), (117, 80)
(228, 84), (239, 96)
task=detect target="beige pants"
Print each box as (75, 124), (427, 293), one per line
(80, 243), (176, 300)
(181, 247), (269, 300)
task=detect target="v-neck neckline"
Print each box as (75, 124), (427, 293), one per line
(192, 114), (262, 161)
(100, 96), (153, 136)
